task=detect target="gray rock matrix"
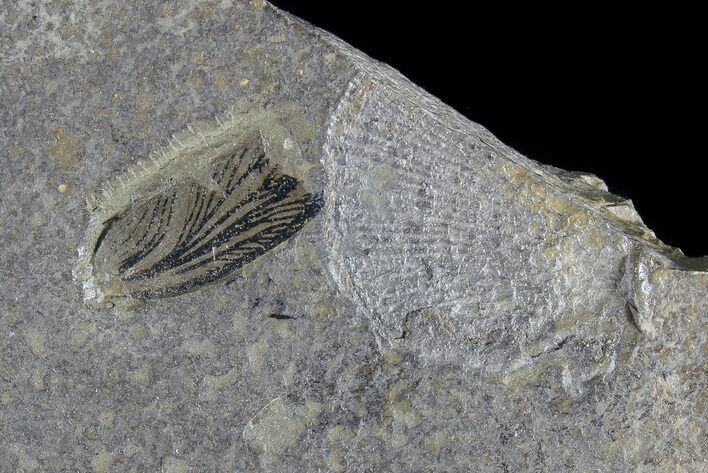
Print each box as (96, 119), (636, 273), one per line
(1, 1), (705, 471)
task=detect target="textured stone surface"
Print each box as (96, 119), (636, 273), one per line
(1, 1), (705, 471)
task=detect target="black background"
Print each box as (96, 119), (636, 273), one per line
(270, 1), (705, 256)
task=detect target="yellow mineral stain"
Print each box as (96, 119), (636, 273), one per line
(17, 454), (40, 472)
(26, 328), (46, 356)
(32, 369), (46, 391)
(242, 397), (312, 455)
(282, 362), (296, 386)
(187, 71), (204, 88)
(246, 340), (267, 374)
(303, 399), (323, 425)
(128, 323), (148, 340)
(553, 311), (583, 332)
(283, 114), (316, 143)
(68, 321), (96, 351)
(239, 78), (250, 86)
(160, 3), (175, 16)
(353, 399), (367, 419)
(382, 350), (404, 366)
(269, 316), (292, 339)
(550, 395), (573, 414)
(212, 68), (230, 92)
(184, 338), (215, 357)
(200, 368), (239, 401)
(313, 300), (337, 321)
(28, 211), (48, 229)
(547, 194), (579, 214)
(162, 456), (190, 473)
(240, 44), (262, 62)
(386, 379), (410, 403)
(47, 123), (84, 171)
(424, 430), (450, 457)
(391, 431), (409, 449)
(391, 399), (421, 429)
(501, 357), (566, 396)
(135, 90), (155, 117)
(232, 312), (248, 339)
(190, 51), (206, 64)
(372, 421), (390, 440)
(324, 448), (346, 472)
(0, 359), (16, 382)
(58, 183), (67, 193)
(2, 305), (17, 327)
(98, 409), (115, 428)
(127, 361), (152, 385)
(91, 448), (115, 473)
(323, 52), (337, 64)
(327, 425), (355, 444)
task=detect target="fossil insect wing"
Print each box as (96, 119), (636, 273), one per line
(77, 114), (321, 307)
